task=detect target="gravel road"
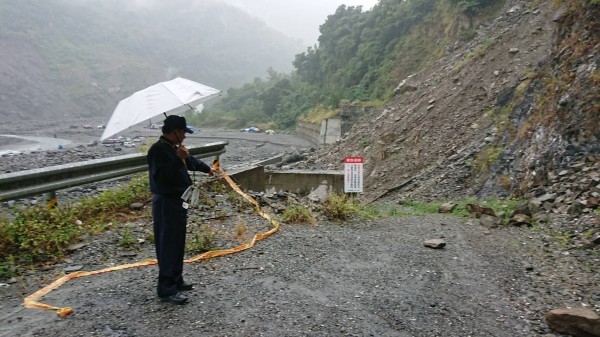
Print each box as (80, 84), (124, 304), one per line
(1, 213), (538, 337)
(0, 124), (594, 336)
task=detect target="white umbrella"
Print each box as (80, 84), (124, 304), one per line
(100, 77), (220, 140)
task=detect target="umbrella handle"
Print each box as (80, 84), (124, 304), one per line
(173, 132), (187, 165)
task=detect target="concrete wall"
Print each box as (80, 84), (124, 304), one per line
(265, 170), (344, 196)
(228, 166), (344, 196)
(297, 118), (342, 145)
(297, 120), (321, 145)
(320, 117), (342, 144)
(227, 165), (265, 192)
(296, 104), (373, 145)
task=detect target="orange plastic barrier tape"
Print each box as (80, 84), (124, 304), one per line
(23, 165), (280, 317)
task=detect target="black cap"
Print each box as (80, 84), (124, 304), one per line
(162, 115), (193, 134)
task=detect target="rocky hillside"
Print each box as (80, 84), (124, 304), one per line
(296, 0), (598, 213)
(289, 4), (600, 332)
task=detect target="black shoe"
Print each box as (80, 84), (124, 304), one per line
(159, 292), (188, 305)
(177, 282), (195, 291)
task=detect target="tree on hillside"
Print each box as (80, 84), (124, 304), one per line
(199, 0), (505, 129)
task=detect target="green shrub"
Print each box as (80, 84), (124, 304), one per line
(0, 255), (17, 279)
(282, 205), (315, 224)
(118, 225), (138, 249)
(2, 206), (81, 264)
(185, 224), (215, 254)
(323, 193), (358, 221)
(0, 174), (151, 278)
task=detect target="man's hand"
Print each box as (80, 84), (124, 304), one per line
(208, 168), (215, 176)
(176, 145), (189, 160)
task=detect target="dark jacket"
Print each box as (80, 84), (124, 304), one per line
(147, 136), (211, 198)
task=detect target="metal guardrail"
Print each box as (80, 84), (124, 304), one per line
(0, 141), (228, 202)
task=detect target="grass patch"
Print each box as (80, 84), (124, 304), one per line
(387, 198), (523, 222)
(356, 204), (383, 218)
(452, 197), (523, 222)
(227, 190), (249, 211)
(301, 105), (340, 124)
(235, 221), (248, 241)
(118, 224), (138, 249)
(548, 229), (574, 248)
(453, 37), (496, 72)
(395, 201), (443, 216)
(0, 174), (151, 279)
(317, 196), (525, 226)
(474, 146), (502, 173)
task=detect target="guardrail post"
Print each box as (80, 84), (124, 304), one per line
(45, 191), (58, 209)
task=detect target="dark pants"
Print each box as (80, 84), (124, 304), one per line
(152, 194), (187, 297)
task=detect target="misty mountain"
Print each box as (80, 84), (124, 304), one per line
(0, 0), (303, 121)
(218, 0), (372, 46)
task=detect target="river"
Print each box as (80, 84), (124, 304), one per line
(0, 134), (73, 156)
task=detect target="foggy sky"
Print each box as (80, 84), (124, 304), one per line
(217, 0), (379, 46)
(62, 0), (379, 46)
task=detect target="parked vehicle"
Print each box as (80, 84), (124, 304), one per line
(187, 126), (199, 133)
(240, 126), (261, 133)
(101, 136), (124, 146)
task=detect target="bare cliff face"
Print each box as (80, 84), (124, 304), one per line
(298, 0), (599, 213)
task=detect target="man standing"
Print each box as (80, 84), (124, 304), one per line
(147, 115), (213, 305)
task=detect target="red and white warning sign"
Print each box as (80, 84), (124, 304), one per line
(344, 156), (363, 193)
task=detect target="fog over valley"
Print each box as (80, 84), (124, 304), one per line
(1, 0), (360, 123)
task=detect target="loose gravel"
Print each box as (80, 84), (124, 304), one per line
(0, 126), (598, 336)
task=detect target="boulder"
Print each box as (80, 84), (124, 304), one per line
(507, 214), (532, 227)
(479, 214), (502, 229)
(511, 202), (532, 217)
(129, 202), (144, 211)
(438, 202), (456, 213)
(545, 308), (600, 337)
(423, 239), (446, 249)
(466, 204), (496, 218)
(394, 75), (419, 95)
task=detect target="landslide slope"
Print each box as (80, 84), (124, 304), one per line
(302, 0), (599, 206)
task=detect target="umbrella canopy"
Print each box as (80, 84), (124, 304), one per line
(100, 77), (220, 140)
